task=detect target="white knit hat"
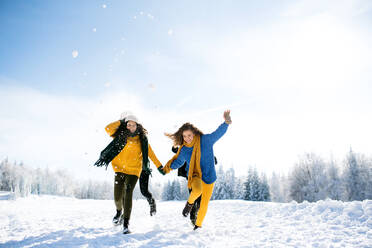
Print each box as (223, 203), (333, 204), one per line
(120, 111), (139, 123)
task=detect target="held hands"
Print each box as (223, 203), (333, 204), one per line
(158, 165), (166, 175)
(223, 110), (232, 124)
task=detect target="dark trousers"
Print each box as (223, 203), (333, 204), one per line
(139, 170), (153, 200)
(114, 172), (138, 219)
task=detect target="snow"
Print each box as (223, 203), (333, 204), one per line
(72, 50), (78, 58)
(148, 83), (156, 91)
(0, 191), (14, 200)
(0, 196), (371, 247)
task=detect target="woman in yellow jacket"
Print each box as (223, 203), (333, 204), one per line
(104, 113), (163, 234)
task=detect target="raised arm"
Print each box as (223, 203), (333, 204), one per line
(105, 120), (121, 136)
(203, 110), (231, 145)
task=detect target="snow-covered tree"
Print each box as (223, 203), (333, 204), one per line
(172, 180), (182, 200)
(326, 160), (343, 200)
(0, 159), (114, 200)
(289, 153), (328, 202)
(243, 167), (253, 201)
(180, 180), (190, 200)
(343, 149), (370, 201)
(224, 168), (236, 199)
(249, 168), (261, 201)
(213, 166), (237, 200)
(212, 166), (225, 200)
(269, 172), (284, 202)
(234, 177), (245, 199)
(259, 173), (270, 201)
(162, 180), (173, 201)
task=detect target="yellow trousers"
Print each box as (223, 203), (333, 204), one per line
(188, 177), (215, 227)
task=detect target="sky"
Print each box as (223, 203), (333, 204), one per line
(1, 0), (372, 182)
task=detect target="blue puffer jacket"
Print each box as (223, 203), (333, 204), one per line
(170, 122), (229, 184)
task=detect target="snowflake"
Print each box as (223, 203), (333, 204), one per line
(72, 50), (79, 58)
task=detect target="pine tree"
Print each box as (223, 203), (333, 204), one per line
(172, 180), (182, 200)
(234, 177), (245, 199)
(249, 168), (261, 201)
(259, 173), (271, 201)
(179, 182), (188, 200)
(326, 160), (343, 200)
(243, 167), (253, 201)
(162, 181), (173, 201)
(212, 166), (225, 200)
(269, 172), (283, 202)
(224, 168), (236, 199)
(343, 149), (368, 201)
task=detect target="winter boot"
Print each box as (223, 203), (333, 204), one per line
(190, 211), (197, 225)
(182, 201), (194, 217)
(148, 198), (156, 216)
(112, 209), (122, 225)
(123, 217), (131, 234)
(193, 225), (201, 231)
(190, 204), (199, 225)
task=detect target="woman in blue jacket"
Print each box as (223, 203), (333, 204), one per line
(161, 110), (231, 230)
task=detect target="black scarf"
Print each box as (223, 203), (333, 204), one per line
(94, 122), (150, 174)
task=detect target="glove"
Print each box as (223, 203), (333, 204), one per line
(157, 166), (166, 175)
(223, 110), (232, 124)
(162, 164), (172, 174)
(172, 146), (179, 153)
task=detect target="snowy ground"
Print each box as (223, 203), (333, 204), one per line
(0, 196), (371, 248)
(0, 192), (14, 201)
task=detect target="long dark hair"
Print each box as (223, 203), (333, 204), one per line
(165, 122), (203, 146)
(112, 121), (148, 140)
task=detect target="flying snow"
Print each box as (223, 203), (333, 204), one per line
(148, 83), (156, 91)
(72, 50), (79, 58)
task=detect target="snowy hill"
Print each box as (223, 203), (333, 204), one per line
(0, 196), (371, 248)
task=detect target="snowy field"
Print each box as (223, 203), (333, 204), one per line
(0, 195), (371, 248)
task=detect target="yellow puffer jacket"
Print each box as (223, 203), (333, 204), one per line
(105, 121), (162, 177)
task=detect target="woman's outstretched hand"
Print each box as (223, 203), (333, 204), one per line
(157, 165), (166, 175)
(223, 110), (232, 124)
